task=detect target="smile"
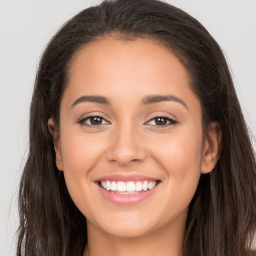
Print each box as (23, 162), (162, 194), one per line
(100, 180), (157, 194)
(95, 175), (161, 205)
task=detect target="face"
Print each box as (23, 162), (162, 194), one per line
(49, 37), (220, 239)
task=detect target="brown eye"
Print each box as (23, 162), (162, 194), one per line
(155, 117), (169, 125)
(79, 115), (109, 126)
(147, 116), (177, 127)
(90, 116), (104, 125)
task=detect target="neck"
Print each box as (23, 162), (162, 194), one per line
(83, 220), (185, 256)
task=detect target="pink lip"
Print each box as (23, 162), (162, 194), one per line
(98, 185), (159, 205)
(95, 174), (158, 182)
(95, 175), (161, 205)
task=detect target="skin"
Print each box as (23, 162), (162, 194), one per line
(48, 37), (221, 256)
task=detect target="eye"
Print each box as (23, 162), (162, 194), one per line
(78, 115), (109, 126)
(146, 116), (177, 127)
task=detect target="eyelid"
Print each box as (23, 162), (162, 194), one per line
(77, 111), (178, 128)
(78, 112), (111, 126)
(144, 113), (178, 127)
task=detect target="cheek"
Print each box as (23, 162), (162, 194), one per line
(150, 124), (203, 170)
(149, 128), (203, 207)
(60, 130), (106, 175)
(158, 134), (202, 172)
(59, 129), (107, 204)
(59, 129), (108, 216)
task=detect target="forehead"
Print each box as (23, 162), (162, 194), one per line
(62, 37), (200, 114)
(68, 36), (190, 85)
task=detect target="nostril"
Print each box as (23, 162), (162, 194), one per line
(106, 135), (146, 165)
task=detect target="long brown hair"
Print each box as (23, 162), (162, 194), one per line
(17, 0), (256, 255)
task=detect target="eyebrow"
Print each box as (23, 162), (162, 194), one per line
(71, 95), (111, 107)
(141, 95), (188, 109)
(71, 94), (188, 110)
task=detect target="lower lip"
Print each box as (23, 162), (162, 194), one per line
(97, 184), (159, 205)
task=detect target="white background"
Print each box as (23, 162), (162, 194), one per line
(0, 0), (255, 255)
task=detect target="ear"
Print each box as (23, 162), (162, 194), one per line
(48, 117), (63, 171)
(200, 122), (222, 174)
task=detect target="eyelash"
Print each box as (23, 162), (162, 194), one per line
(78, 114), (178, 128)
(78, 115), (109, 127)
(145, 115), (177, 127)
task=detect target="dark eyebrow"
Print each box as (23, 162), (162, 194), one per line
(71, 95), (111, 107)
(71, 94), (188, 110)
(142, 95), (188, 109)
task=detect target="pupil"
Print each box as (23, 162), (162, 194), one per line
(156, 117), (166, 125)
(91, 116), (102, 125)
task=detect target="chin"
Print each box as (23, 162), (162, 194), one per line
(93, 214), (156, 239)
(103, 224), (152, 239)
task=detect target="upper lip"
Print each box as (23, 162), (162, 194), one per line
(95, 174), (160, 182)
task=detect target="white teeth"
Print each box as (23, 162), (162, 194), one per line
(111, 181), (117, 191)
(106, 180), (111, 191)
(117, 181), (126, 192)
(148, 181), (156, 189)
(126, 182), (136, 192)
(142, 181), (148, 191)
(100, 180), (157, 193)
(135, 181), (142, 191)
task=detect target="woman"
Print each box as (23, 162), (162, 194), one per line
(17, 0), (256, 255)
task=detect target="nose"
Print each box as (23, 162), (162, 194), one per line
(106, 121), (146, 166)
